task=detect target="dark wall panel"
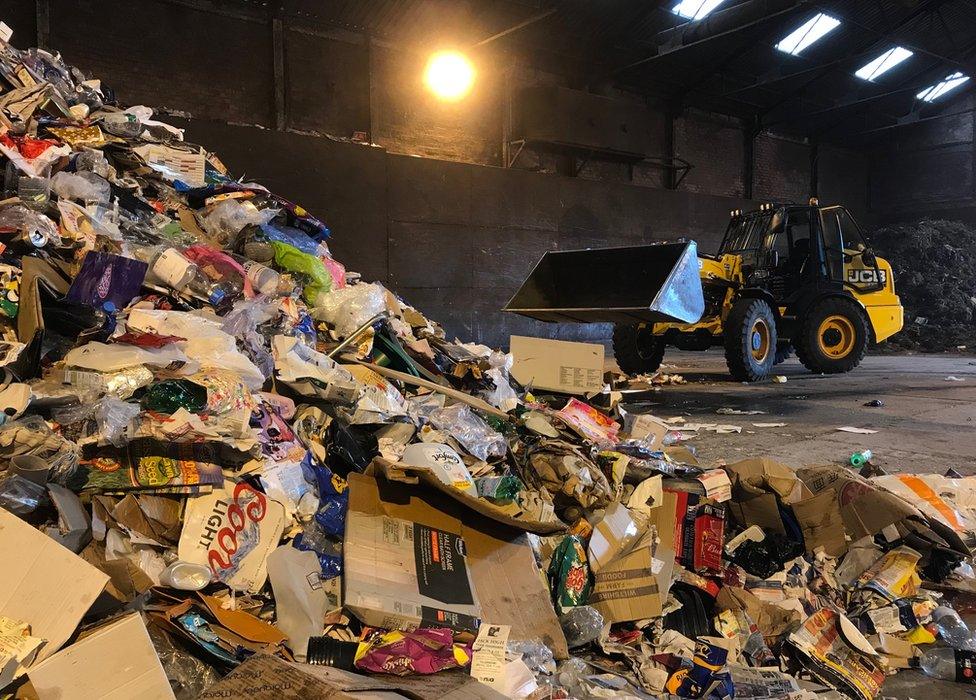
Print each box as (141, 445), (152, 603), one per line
(51, 0), (274, 126)
(285, 29), (369, 137)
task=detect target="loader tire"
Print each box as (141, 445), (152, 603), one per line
(724, 298), (777, 382)
(774, 343), (793, 365)
(795, 298), (868, 374)
(612, 324), (665, 375)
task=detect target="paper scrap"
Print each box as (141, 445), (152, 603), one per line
(133, 144), (206, 187)
(836, 426), (879, 434)
(752, 422), (787, 428)
(470, 623), (511, 691)
(0, 616), (42, 688)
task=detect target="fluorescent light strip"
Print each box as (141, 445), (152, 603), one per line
(672, 0), (727, 20)
(917, 72), (970, 102)
(776, 13), (841, 56)
(855, 46), (913, 81)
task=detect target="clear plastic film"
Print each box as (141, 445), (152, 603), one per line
(200, 198), (277, 246)
(311, 282), (388, 339)
(95, 396), (141, 447)
(147, 622), (220, 699)
(50, 170), (111, 203)
(428, 403), (507, 461)
(0, 472), (46, 515)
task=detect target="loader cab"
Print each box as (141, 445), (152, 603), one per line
(718, 203), (881, 300)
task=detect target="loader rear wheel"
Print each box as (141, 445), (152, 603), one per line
(612, 324), (665, 375)
(795, 298), (868, 374)
(724, 298), (777, 382)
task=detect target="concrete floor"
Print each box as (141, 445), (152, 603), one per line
(634, 350), (976, 473)
(635, 351), (976, 699)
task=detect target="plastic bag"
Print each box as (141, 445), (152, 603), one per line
(220, 296), (278, 380)
(271, 241), (332, 306)
(200, 199), (277, 245)
(0, 472), (46, 515)
(95, 396), (141, 447)
(51, 170), (110, 203)
(0, 205), (61, 247)
(428, 403), (507, 461)
(559, 606), (604, 648)
(311, 282), (387, 338)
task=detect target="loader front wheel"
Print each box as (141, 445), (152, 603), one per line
(612, 324), (665, 375)
(795, 298), (868, 374)
(724, 298), (777, 382)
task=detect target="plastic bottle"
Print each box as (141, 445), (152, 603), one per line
(185, 269), (241, 307)
(130, 243), (197, 291)
(850, 449), (873, 467)
(919, 647), (976, 683)
(933, 606), (976, 649)
(239, 258), (283, 296)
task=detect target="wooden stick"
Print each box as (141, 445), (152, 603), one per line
(341, 356), (512, 420)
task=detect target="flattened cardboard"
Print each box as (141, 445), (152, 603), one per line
(344, 473), (568, 659)
(509, 336), (604, 395)
(0, 508), (109, 665)
(28, 614), (174, 700)
(797, 466), (919, 541)
(198, 593), (288, 646)
(792, 490), (847, 556)
(368, 459), (565, 535)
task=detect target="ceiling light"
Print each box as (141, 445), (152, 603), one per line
(672, 0), (727, 20)
(776, 13), (841, 56)
(855, 46), (913, 81)
(917, 72), (970, 102)
(424, 51), (476, 102)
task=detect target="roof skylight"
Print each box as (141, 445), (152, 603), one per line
(672, 0), (727, 21)
(775, 13), (841, 56)
(916, 72), (970, 102)
(855, 47), (913, 81)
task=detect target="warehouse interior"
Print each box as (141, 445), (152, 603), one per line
(2, 1), (976, 698)
(9, 0), (976, 346)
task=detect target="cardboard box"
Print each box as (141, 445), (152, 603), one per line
(29, 614), (174, 700)
(667, 489), (725, 574)
(509, 336), (604, 395)
(725, 459), (847, 556)
(344, 473), (568, 659)
(0, 508), (109, 666)
(588, 501), (641, 574)
(589, 528), (675, 623)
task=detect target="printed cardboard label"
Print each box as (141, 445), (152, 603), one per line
(178, 482), (285, 593)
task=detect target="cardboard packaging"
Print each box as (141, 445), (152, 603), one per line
(0, 508), (109, 667)
(28, 614), (174, 700)
(667, 489), (725, 574)
(725, 459), (847, 557)
(509, 336), (604, 395)
(589, 527), (675, 623)
(343, 472), (568, 659)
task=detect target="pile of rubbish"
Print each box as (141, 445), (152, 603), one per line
(872, 219), (976, 352)
(3, 34), (976, 700)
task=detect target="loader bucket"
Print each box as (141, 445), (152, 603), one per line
(503, 241), (705, 325)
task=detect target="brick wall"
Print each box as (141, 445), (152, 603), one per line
(753, 133), (812, 204)
(675, 112), (746, 197)
(868, 96), (976, 223)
